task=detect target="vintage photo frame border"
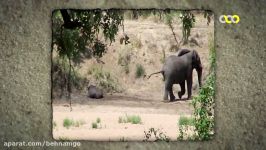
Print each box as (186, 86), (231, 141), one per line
(0, 0), (265, 149)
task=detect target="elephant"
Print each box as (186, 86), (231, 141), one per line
(176, 48), (191, 57)
(87, 85), (104, 99)
(147, 49), (202, 101)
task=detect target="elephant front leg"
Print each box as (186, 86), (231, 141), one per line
(187, 77), (192, 100)
(178, 81), (185, 99)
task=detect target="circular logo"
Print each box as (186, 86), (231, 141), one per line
(219, 15), (240, 24)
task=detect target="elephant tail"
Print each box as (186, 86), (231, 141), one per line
(147, 71), (164, 79)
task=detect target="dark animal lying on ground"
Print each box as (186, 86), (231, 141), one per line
(87, 85), (103, 99)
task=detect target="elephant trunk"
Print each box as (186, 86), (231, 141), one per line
(196, 65), (203, 87)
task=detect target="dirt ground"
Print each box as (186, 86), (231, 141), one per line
(53, 12), (214, 141)
(53, 94), (193, 141)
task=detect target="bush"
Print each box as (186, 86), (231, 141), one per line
(118, 49), (131, 74)
(128, 115), (142, 124)
(209, 37), (215, 69)
(88, 66), (121, 92)
(63, 118), (74, 129)
(96, 117), (101, 123)
(135, 64), (145, 78)
(118, 115), (142, 124)
(52, 56), (87, 98)
(91, 122), (98, 129)
(143, 128), (170, 142)
(178, 35), (215, 140)
(74, 120), (86, 127)
(179, 11), (195, 44)
(132, 37), (142, 49)
(178, 116), (196, 140)
(178, 116), (195, 126)
(191, 36), (215, 140)
(63, 118), (86, 129)
(192, 72), (215, 140)
(118, 51), (131, 66)
(91, 118), (102, 129)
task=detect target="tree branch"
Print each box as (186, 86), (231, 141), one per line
(60, 9), (82, 29)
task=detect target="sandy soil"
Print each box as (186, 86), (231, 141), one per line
(53, 12), (213, 141)
(53, 94), (194, 141)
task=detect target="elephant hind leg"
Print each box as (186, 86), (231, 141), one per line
(169, 85), (175, 101)
(163, 82), (169, 100)
(164, 81), (175, 101)
(162, 72), (165, 81)
(178, 81), (186, 99)
(165, 82), (175, 101)
(163, 88), (169, 100)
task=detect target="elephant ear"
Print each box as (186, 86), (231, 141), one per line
(192, 50), (202, 67)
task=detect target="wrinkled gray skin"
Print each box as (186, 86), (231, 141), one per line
(148, 49), (202, 101)
(87, 85), (103, 99)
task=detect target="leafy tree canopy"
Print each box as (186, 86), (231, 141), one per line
(52, 9), (124, 64)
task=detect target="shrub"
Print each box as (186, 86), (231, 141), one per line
(52, 56), (87, 98)
(135, 64), (145, 78)
(63, 118), (86, 129)
(63, 118), (74, 129)
(74, 120), (86, 127)
(91, 122), (98, 129)
(178, 35), (215, 140)
(132, 37), (142, 49)
(179, 11), (196, 44)
(96, 117), (101, 123)
(191, 36), (215, 140)
(127, 115), (142, 124)
(178, 125), (197, 140)
(209, 37), (215, 69)
(178, 126), (184, 140)
(178, 116), (195, 126)
(91, 118), (102, 129)
(118, 115), (142, 124)
(192, 72), (215, 140)
(118, 50), (131, 74)
(88, 66), (121, 92)
(143, 128), (170, 142)
(118, 52), (131, 66)
(178, 116), (196, 140)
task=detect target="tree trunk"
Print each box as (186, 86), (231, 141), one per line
(67, 57), (72, 111)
